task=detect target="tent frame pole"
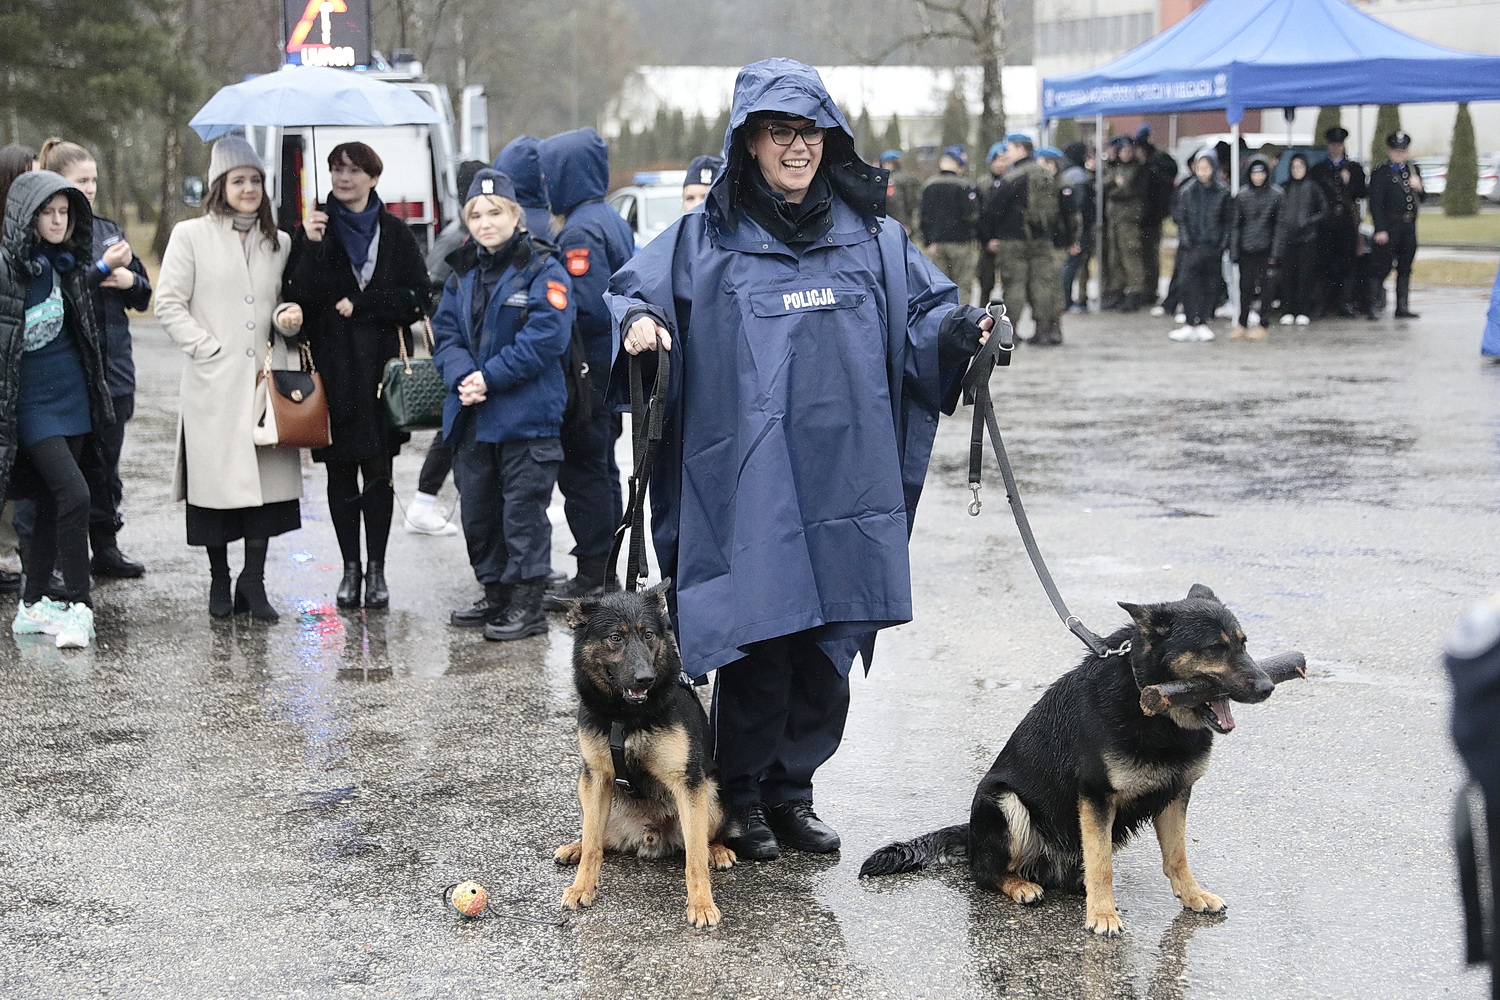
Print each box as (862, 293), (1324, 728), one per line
(1095, 113), (1105, 309)
(1230, 121), (1240, 326)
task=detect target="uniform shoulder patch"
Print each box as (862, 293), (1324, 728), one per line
(565, 248), (591, 276)
(546, 280), (569, 311)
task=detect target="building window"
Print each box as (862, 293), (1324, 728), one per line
(1036, 12), (1155, 57)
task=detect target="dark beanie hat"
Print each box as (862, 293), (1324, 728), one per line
(466, 168), (516, 205)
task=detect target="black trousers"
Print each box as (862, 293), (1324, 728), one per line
(90, 392), (132, 532)
(1179, 247), (1221, 326)
(417, 429), (453, 496)
(1236, 252), (1273, 326)
(1319, 218), (1358, 287)
(325, 456), (394, 564)
(452, 419), (562, 586)
(557, 384), (620, 561)
(1281, 241), (1319, 318)
(1370, 224), (1418, 300)
(19, 435), (91, 605)
(710, 633), (851, 808)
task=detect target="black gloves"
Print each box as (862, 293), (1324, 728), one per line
(938, 304), (990, 368)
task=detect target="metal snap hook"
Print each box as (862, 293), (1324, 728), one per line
(968, 483), (982, 516)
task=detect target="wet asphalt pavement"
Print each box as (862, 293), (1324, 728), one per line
(2, 285), (1498, 1000)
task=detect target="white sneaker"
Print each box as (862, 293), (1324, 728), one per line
(1149, 305), (1166, 317)
(12, 597), (57, 635)
(52, 602), (93, 649)
(1169, 325), (1199, 342)
(1280, 314), (1295, 326)
(404, 502), (459, 536)
(0, 553), (21, 575)
(1248, 310), (1261, 326)
(1295, 314), (1310, 326)
(1174, 312), (1187, 324)
(1195, 324), (1216, 341)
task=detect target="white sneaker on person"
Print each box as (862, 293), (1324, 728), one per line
(12, 598), (58, 635)
(1195, 324), (1216, 341)
(53, 602), (94, 649)
(1248, 310), (1261, 326)
(1174, 312), (1187, 324)
(1280, 314), (1295, 326)
(1149, 305), (1166, 317)
(404, 494), (459, 536)
(1295, 314), (1310, 326)
(1169, 325), (1200, 342)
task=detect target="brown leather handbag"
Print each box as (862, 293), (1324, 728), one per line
(254, 335), (330, 449)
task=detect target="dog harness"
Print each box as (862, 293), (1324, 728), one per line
(608, 672), (700, 800)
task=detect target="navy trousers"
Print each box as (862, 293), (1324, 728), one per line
(451, 420), (562, 586)
(557, 381), (621, 561)
(710, 633), (851, 808)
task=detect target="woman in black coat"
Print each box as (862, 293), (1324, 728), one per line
(1273, 153), (1328, 326)
(283, 142), (429, 609)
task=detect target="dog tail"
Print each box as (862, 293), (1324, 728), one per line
(858, 823), (970, 878)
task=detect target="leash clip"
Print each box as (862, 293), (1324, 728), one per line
(1100, 639), (1133, 658)
(968, 482), (982, 516)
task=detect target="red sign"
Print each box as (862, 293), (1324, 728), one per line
(283, 0), (370, 68)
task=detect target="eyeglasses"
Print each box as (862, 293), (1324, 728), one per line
(761, 124), (826, 146)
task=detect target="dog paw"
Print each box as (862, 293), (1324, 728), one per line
(709, 843), (737, 869)
(554, 841), (582, 866)
(1179, 887), (1226, 913)
(1000, 875), (1045, 904)
(561, 884), (596, 910)
(1085, 906), (1125, 936)
(686, 898), (721, 929)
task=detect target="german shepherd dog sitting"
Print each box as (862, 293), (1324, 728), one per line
(860, 585), (1273, 936)
(554, 580), (736, 928)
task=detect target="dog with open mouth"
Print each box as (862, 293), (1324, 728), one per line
(860, 584), (1273, 935)
(554, 580), (736, 928)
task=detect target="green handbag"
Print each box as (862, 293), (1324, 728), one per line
(379, 318), (448, 431)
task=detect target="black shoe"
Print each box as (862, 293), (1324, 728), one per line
(209, 574), (233, 618)
(450, 583), (510, 627)
(722, 803), (779, 861)
(234, 575), (279, 622)
(336, 562), (362, 608)
(542, 554), (612, 612)
(0, 569), (19, 594)
(91, 543), (145, 579)
(363, 561), (389, 609)
(484, 579), (548, 641)
(765, 799), (841, 853)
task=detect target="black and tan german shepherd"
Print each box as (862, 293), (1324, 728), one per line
(860, 584), (1273, 936)
(554, 580), (736, 928)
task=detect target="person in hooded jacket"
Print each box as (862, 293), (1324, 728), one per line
(608, 58), (994, 862)
(1059, 142), (1095, 313)
(431, 169), (574, 641)
(1230, 156), (1281, 340)
(1169, 150), (1232, 343)
(283, 142), (430, 610)
(0, 171), (115, 648)
(35, 138), (150, 578)
(537, 128), (636, 606)
(1272, 152), (1328, 327)
(495, 135), (556, 243)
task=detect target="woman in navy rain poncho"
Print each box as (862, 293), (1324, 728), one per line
(607, 58), (992, 862)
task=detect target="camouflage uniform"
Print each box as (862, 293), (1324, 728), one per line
(1104, 159), (1147, 306)
(979, 158), (1066, 339)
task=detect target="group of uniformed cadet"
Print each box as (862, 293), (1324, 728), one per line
(882, 123), (1426, 343)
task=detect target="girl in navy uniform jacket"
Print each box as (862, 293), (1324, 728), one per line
(431, 169), (576, 641)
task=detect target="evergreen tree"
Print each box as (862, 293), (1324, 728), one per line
(1314, 106), (1342, 146)
(686, 114), (713, 158)
(854, 108), (876, 160)
(1371, 104), (1402, 169)
(881, 114), (903, 154)
(940, 84), (971, 158)
(1053, 118), (1079, 149)
(1443, 103), (1480, 217)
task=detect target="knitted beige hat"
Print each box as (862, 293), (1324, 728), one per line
(208, 136), (264, 187)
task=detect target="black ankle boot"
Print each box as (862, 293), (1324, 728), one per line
(765, 799), (841, 853)
(234, 574), (279, 622)
(90, 527), (145, 578)
(484, 578), (549, 641)
(363, 561), (389, 609)
(209, 574), (233, 618)
(722, 803), (779, 861)
(336, 562), (362, 608)
(542, 555), (611, 611)
(451, 583), (510, 627)
(1394, 280), (1419, 318)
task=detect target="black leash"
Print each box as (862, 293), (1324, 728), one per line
(606, 345), (671, 594)
(963, 302), (1111, 659)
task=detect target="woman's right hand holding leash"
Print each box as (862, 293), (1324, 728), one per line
(304, 209), (328, 243)
(624, 317), (672, 355)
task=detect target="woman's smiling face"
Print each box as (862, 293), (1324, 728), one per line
(747, 115), (824, 204)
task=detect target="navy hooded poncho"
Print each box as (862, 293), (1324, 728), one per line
(605, 58), (968, 679)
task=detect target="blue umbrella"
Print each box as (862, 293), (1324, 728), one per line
(189, 66), (441, 140)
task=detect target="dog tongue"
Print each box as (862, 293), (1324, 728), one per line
(1209, 698), (1236, 732)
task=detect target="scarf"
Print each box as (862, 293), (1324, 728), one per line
(327, 191), (383, 273)
(471, 230), (526, 338)
(738, 167), (834, 247)
(230, 212), (258, 232)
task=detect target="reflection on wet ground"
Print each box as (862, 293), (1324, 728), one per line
(0, 296), (1496, 998)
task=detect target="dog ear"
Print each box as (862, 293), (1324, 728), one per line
(564, 600), (598, 630)
(1119, 601), (1172, 635)
(644, 577), (673, 616)
(1185, 583), (1219, 603)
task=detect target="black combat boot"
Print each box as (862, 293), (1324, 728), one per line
(363, 561), (389, 609)
(483, 578), (549, 641)
(722, 802), (779, 861)
(90, 525), (145, 578)
(1393, 275), (1419, 318)
(765, 799), (841, 853)
(1366, 279), (1384, 320)
(542, 554), (612, 612)
(336, 562), (362, 608)
(450, 583), (510, 627)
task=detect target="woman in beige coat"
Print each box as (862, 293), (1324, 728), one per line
(155, 137), (305, 621)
